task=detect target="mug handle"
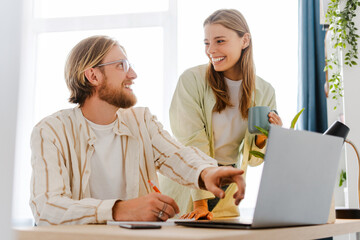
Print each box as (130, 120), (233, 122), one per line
(270, 109), (278, 115)
(268, 110), (278, 122)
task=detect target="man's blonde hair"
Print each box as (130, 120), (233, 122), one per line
(65, 35), (118, 106)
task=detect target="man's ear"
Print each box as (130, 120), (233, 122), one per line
(84, 68), (102, 86)
(242, 33), (251, 49)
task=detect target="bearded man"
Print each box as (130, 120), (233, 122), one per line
(30, 35), (245, 226)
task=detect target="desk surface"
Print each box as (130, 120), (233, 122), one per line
(14, 219), (360, 240)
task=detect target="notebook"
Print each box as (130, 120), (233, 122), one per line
(176, 125), (343, 229)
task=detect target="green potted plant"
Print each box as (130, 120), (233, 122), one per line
(324, 0), (360, 109)
(249, 108), (305, 159)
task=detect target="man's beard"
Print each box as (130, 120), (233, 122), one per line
(98, 77), (137, 109)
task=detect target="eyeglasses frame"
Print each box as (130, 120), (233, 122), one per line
(94, 59), (132, 72)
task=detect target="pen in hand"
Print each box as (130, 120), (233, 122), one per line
(148, 180), (180, 218)
(148, 180), (161, 193)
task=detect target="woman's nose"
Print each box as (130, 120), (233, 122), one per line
(207, 43), (216, 55)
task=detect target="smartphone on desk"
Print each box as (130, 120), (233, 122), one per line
(119, 224), (162, 229)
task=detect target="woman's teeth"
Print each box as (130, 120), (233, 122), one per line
(212, 57), (225, 63)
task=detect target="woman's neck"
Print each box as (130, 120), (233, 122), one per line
(224, 69), (243, 81)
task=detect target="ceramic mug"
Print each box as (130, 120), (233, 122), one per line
(248, 106), (277, 134)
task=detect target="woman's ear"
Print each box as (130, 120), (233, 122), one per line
(84, 67), (101, 86)
(242, 33), (251, 49)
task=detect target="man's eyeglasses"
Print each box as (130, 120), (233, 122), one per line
(95, 59), (133, 72)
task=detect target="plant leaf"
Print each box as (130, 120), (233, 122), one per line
(290, 108), (305, 129)
(339, 178), (344, 187)
(254, 126), (268, 137)
(249, 151), (265, 159)
(339, 170), (347, 187)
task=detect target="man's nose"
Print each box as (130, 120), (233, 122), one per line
(127, 67), (137, 79)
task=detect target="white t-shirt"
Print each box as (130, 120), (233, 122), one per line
(86, 119), (127, 200)
(212, 77), (248, 165)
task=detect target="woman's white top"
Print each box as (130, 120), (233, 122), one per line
(212, 78), (248, 165)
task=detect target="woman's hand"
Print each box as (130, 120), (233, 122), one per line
(180, 199), (213, 220)
(268, 111), (282, 126)
(255, 111), (283, 148)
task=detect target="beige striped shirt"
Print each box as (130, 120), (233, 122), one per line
(30, 106), (216, 225)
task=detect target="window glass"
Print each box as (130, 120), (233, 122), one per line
(34, 0), (169, 18)
(16, 0), (298, 224)
(35, 27), (164, 123)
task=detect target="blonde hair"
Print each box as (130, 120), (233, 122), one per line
(204, 9), (255, 119)
(64, 35), (118, 106)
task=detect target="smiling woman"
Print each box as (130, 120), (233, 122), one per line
(159, 8), (284, 220)
(204, 24), (250, 80)
(177, 0), (298, 213)
(13, 0), (298, 225)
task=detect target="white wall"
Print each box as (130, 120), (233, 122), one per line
(343, 7), (360, 209)
(326, 31), (347, 208)
(326, 4), (360, 210)
(325, 6), (360, 240)
(0, 0), (23, 239)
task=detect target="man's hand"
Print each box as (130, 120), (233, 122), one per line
(180, 199), (213, 220)
(112, 193), (180, 221)
(200, 167), (245, 205)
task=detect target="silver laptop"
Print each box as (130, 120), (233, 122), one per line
(176, 125), (343, 229)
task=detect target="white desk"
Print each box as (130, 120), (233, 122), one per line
(14, 219), (360, 240)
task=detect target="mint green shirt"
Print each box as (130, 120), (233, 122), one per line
(160, 64), (277, 217)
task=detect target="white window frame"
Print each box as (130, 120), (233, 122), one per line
(14, 0), (300, 224)
(14, 0), (178, 225)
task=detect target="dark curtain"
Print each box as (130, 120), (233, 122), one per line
(298, 0), (328, 133)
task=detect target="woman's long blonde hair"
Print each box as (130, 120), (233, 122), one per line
(204, 9), (255, 119)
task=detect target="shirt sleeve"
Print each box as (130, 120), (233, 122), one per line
(144, 108), (217, 189)
(169, 69), (211, 156)
(30, 124), (118, 226)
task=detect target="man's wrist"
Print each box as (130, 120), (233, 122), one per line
(112, 200), (122, 220)
(199, 168), (210, 190)
(199, 167), (217, 190)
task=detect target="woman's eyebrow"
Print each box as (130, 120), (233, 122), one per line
(204, 36), (227, 41)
